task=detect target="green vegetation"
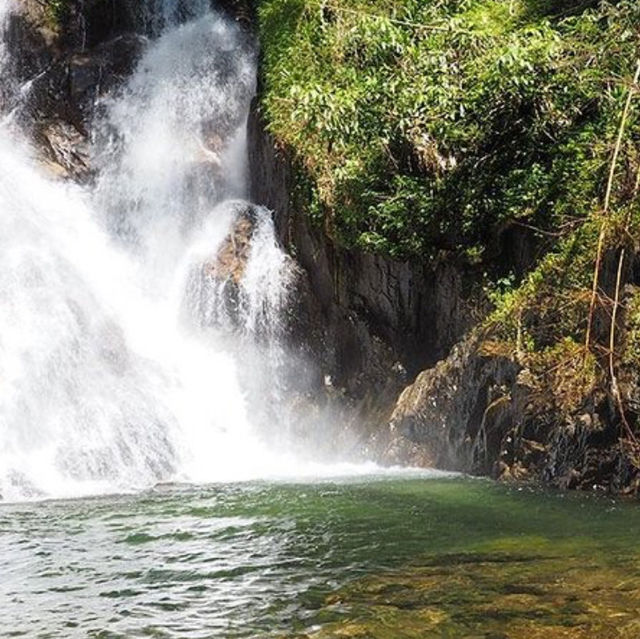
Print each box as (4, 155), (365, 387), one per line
(479, 63), (640, 425)
(258, 0), (640, 260)
(257, 0), (640, 455)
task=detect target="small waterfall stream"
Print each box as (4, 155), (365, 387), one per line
(0, 1), (315, 501)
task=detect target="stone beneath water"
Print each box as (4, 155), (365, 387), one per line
(286, 552), (640, 639)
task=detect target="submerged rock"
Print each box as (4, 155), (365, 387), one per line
(285, 552), (640, 639)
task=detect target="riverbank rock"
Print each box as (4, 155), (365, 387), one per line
(375, 333), (519, 472)
(375, 326), (640, 492)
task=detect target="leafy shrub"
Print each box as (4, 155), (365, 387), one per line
(258, 0), (640, 260)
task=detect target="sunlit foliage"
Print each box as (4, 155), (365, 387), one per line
(258, 0), (640, 259)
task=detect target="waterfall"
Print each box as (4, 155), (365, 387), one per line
(0, 1), (306, 501)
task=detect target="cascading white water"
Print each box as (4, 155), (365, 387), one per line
(137, 0), (212, 38)
(0, 1), (312, 501)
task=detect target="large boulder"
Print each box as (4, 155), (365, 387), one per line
(374, 333), (519, 472)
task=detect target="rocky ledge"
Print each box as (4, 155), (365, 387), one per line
(380, 328), (640, 493)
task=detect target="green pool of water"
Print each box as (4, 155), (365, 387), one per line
(2, 475), (639, 637)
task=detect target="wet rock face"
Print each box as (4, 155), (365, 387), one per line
(380, 335), (520, 473)
(247, 103), (482, 402)
(2, 1), (134, 90)
(31, 34), (147, 179)
(79, 0), (139, 47)
(5, 0), (256, 179)
(4, 1), (147, 179)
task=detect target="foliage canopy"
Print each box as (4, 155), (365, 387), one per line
(258, 0), (640, 260)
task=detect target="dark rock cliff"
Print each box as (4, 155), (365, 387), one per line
(247, 104), (483, 405)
